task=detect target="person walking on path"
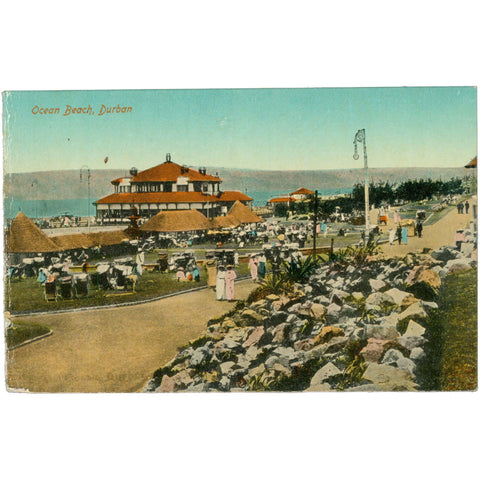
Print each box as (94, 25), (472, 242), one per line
(216, 265), (227, 300)
(257, 253), (267, 281)
(457, 202), (464, 214)
(248, 254), (259, 282)
(396, 224), (402, 245)
(225, 265), (237, 302)
(416, 220), (423, 238)
(401, 226), (408, 245)
(465, 200), (470, 214)
(206, 260), (217, 290)
(388, 228), (395, 245)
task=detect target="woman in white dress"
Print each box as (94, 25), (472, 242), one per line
(216, 265), (227, 300)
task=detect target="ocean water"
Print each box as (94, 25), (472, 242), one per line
(4, 188), (353, 219)
(4, 198), (93, 220)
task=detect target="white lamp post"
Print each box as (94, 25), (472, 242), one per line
(80, 165), (91, 229)
(353, 129), (370, 244)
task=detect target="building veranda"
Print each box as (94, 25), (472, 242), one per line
(95, 154), (252, 222)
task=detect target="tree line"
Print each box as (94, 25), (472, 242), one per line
(273, 177), (466, 218)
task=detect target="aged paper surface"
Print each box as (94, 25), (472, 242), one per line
(3, 87), (477, 394)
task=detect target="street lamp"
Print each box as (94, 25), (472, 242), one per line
(353, 129), (370, 244)
(80, 165), (91, 229)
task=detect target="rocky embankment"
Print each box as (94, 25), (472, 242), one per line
(144, 244), (476, 393)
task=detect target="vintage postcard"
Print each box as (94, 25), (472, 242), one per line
(3, 87), (477, 393)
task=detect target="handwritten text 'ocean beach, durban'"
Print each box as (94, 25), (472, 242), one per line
(31, 105), (132, 116)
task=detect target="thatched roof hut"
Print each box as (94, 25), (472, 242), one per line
(211, 214), (241, 229)
(228, 201), (264, 224)
(5, 212), (59, 253)
(140, 209), (212, 232)
(85, 230), (131, 246)
(51, 233), (92, 251)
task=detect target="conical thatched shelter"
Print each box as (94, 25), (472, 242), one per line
(228, 201), (263, 224)
(140, 209), (212, 232)
(211, 214), (241, 229)
(85, 230), (131, 246)
(5, 212), (59, 253)
(51, 233), (92, 251)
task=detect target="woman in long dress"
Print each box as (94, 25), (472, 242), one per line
(225, 265), (237, 301)
(216, 266), (227, 300)
(401, 226), (408, 245)
(257, 254), (267, 280)
(248, 254), (259, 282)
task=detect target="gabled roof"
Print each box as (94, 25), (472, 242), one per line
(268, 197), (295, 203)
(217, 191), (252, 202)
(228, 201), (264, 224)
(112, 161), (221, 184)
(5, 212), (60, 253)
(95, 191), (252, 205)
(290, 187), (314, 195)
(140, 210), (212, 232)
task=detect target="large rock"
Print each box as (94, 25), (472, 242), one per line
(404, 320), (426, 337)
(264, 311), (288, 329)
(363, 363), (417, 391)
(294, 338), (316, 351)
(397, 334), (426, 351)
(323, 336), (349, 354)
(369, 278), (386, 291)
(365, 291), (395, 309)
(272, 323), (289, 343)
(314, 325), (345, 344)
(360, 338), (398, 363)
(398, 302), (428, 323)
(310, 362), (342, 386)
(243, 327), (265, 348)
(240, 309), (264, 326)
(410, 347), (426, 362)
(381, 349), (416, 375)
(189, 344), (214, 367)
(325, 303), (342, 321)
(431, 246), (461, 262)
(219, 361), (236, 375)
(310, 303), (327, 320)
(365, 324), (399, 341)
(445, 258), (475, 274)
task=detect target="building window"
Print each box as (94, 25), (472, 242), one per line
(177, 185), (188, 192)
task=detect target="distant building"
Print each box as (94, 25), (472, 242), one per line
(290, 187), (314, 201)
(95, 154), (252, 221)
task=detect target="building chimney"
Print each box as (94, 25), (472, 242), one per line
(166, 153), (171, 163)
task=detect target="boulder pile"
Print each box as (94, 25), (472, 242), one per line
(144, 244), (476, 393)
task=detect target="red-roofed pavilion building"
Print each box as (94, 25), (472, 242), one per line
(95, 154), (252, 221)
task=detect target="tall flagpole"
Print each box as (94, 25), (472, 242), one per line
(353, 129), (369, 244)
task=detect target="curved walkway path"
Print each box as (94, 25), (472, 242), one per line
(6, 280), (257, 393)
(379, 205), (474, 258)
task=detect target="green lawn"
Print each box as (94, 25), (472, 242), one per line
(6, 320), (52, 350)
(5, 262), (252, 314)
(419, 268), (477, 391)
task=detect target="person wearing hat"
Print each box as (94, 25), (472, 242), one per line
(216, 265), (227, 300)
(225, 265), (237, 301)
(206, 260), (217, 289)
(248, 254), (259, 283)
(176, 267), (186, 281)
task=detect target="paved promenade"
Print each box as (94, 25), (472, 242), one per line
(6, 280), (257, 393)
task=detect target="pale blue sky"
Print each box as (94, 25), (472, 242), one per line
(3, 87), (477, 173)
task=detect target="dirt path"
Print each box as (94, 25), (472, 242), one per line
(379, 205), (475, 258)
(6, 280), (257, 393)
